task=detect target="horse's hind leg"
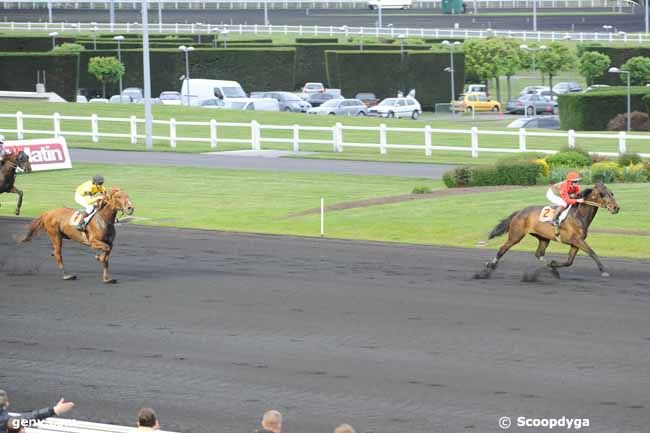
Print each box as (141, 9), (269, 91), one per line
(49, 230), (76, 280)
(487, 231), (526, 270)
(533, 236), (550, 262)
(9, 186), (23, 215)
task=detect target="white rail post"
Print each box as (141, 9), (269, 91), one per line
(91, 114), (99, 143)
(618, 131), (627, 154)
(210, 119), (217, 149)
(251, 120), (261, 151)
(379, 123), (387, 155)
(170, 118), (177, 149)
(519, 128), (526, 152)
(129, 115), (137, 144)
(292, 124), (300, 152)
(424, 125), (432, 156)
(568, 129), (576, 148)
(335, 122), (343, 152)
(53, 112), (61, 138)
(16, 111), (24, 140)
(470, 126), (479, 158)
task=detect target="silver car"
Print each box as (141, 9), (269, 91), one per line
(307, 99), (368, 116)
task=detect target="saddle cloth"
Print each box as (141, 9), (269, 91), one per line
(539, 206), (559, 223)
(69, 210), (84, 226)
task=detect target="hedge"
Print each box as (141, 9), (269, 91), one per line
(78, 48), (296, 97)
(295, 38), (339, 43)
(578, 44), (650, 85)
(559, 86), (650, 130)
(325, 50), (464, 108)
(0, 52), (78, 101)
(443, 161), (543, 187)
(0, 36), (76, 52)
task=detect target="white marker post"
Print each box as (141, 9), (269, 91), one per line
(320, 197), (325, 238)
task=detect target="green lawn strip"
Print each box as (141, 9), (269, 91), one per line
(1, 101), (647, 164)
(2, 163), (647, 259)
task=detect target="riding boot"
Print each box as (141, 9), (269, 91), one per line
(551, 206), (565, 228)
(77, 211), (89, 230)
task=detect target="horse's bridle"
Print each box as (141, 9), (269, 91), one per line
(582, 199), (607, 209)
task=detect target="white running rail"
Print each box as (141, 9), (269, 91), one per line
(1, 111), (648, 157)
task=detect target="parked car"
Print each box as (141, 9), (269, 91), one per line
(305, 92), (339, 107)
(228, 98), (280, 111)
(88, 98), (109, 103)
(76, 95), (88, 103)
(109, 95), (133, 104)
(465, 84), (487, 95)
(505, 94), (556, 115)
(121, 87), (144, 102)
(452, 92), (501, 113)
(180, 79), (247, 107)
(307, 98), (368, 116)
(355, 92), (379, 107)
(324, 88), (343, 98)
(507, 116), (560, 130)
(368, 96), (422, 119)
(368, 0), (413, 9)
(160, 91), (182, 105)
(536, 89), (559, 101)
(191, 98), (226, 108)
(519, 85), (546, 96)
(302, 82), (325, 97)
(584, 84), (610, 93)
(259, 91), (312, 112)
(552, 82), (582, 94)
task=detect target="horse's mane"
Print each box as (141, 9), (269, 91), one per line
(579, 188), (593, 199)
(96, 187), (123, 211)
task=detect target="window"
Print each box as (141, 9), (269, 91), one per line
(406, 99), (415, 106)
(397, 99), (407, 107)
(478, 95), (489, 102)
(469, 95), (478, 102)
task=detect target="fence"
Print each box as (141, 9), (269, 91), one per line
(0, 0), (633, 10)
(0, 21), (646, 44)
(1, 111), (649, 158)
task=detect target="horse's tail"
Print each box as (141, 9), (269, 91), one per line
(488, 211), (518, 240)
(17, 215), (45, 243)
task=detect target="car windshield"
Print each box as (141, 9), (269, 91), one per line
(379, 98), (397, 106)
(320, 100), (340, 108)
(122, 89), (142, 97)
(160, 93), (179, 100)
(305, 84), (322, 90)
(222, 87), (246, 98)
(356, 93), (375, 99)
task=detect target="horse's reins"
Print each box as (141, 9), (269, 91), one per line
(582, 200), (607, 209)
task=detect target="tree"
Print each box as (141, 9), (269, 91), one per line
(88, 56), (124, 97)
(536, 42), (576, 92)
(621, 56), (650, 85)
(52, 43), (85, 54)
(464, 38), (518, 101)
(500, 39), (524, 101)
(577, 51), (611, 86)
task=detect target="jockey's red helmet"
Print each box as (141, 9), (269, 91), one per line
(566, 171), (581, 182)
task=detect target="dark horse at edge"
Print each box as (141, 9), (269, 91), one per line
(0, 150), (32, 215)
(481, 182), (620, 279)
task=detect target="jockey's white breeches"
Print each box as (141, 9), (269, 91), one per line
(546, 188), (571, 221)
(75, 192), (96, 214)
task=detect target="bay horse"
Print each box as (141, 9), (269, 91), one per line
(482, 182), (620, 279)
(18, 187), (134, 283)
(0, 150), (32, 215)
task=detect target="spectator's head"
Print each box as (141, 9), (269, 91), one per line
(137, 408), (159, 430)
(5, 417), (24, 433)
(0, 390), (8, 410)
(261, 410), (282, 433)
(334, 424), (355, 433)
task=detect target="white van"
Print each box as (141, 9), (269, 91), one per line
(179, 79), (248, 107)
(368, 0), (413, 9)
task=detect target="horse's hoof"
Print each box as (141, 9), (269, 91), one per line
(601, 272), (610, 278)
(103, 279), (117, 284)
(62, 274), (77, 281)
(549, 268), (561, 279)
(474, 268), (492, 279)
(538, 256), (546, 262)
(15, 210), (20, 216)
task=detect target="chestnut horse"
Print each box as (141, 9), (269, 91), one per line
(0, 151), (32, 215)
(18, 187), (134, 283)
(482, 182), (620, 279)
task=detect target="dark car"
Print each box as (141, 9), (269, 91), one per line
(354, 92), (379, 107)
(259, 91), (312, 112)
(306, 92), (339, 107)
(507, 116), (560, 130)
(505, 94), (556, 115)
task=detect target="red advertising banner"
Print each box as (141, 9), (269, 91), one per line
(4, 137), (73, 171)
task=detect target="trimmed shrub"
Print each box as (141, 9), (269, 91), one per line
(442, 161), (543, 187)
(548, 167), (592, 184)
(296, 38), (339, 43)
(559, 86), (650, 130)
(618, 152), (643, 166)
(533, 158), (550, 177)
(0, 36), (75, 52)
(443, 166), (473, 188)
(591, 161), (624, 183)
(545, 150), (592, 169)
(622, 163), (649, 182)
(607, 111), (650, 131)
(412, 185), (433, 194)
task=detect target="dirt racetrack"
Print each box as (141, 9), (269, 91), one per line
(2, 216), (650, 433)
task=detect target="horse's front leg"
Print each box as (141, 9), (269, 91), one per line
(9, 186), (23, 215)
(89, 240), (115, 283)
(575, 238), (609, 277)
